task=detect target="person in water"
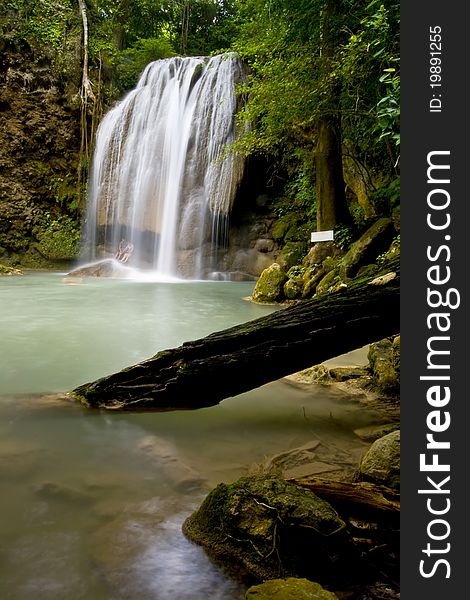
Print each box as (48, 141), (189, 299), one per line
(115, 239), (134, 263)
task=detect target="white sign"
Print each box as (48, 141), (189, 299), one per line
(311, 230), (334, 243)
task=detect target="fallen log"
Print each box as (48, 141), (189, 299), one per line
(292, 478), (400, 516)
(70, 257), (399, 411)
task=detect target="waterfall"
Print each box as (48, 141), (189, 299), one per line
(83, 53), (246, 278)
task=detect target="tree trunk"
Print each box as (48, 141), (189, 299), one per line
(315, 0), (350, 231)
(114, 0), (130, 51)
(70, 258), (399, 411)
(179, 1), (191, 55)
(77, 0), (95, 107)
(315, 116), (350, 230)
(77, 0), (95, 187)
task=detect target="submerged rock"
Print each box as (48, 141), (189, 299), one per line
(0, 439), (45, 480)
(245, 577), (339, 599)
(354, 422), (400, 443)
(253, 441), (341, 481)
(182, 474), (360, 585)
(136, 435), (207, 493)
(33, 481), (95, 505)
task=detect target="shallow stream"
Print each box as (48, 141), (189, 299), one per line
(1, 272), (383, 599)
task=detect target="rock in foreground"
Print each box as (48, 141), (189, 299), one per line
(359, 430), (400, 489)
(182, 475), (360, 585)
(245, 577), (339, 599)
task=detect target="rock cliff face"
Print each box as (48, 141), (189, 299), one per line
(0, 40), (81, 267)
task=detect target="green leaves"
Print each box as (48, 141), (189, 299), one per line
(376, 62), (400, 147)
(3, 0), (75, 52)
(115, 37), (175, 90)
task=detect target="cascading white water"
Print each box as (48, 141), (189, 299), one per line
(83, 53), (245, 278)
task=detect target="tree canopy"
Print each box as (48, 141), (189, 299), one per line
(0, 0), (399, 235)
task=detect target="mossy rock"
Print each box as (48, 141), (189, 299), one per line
(303, 242), (341, 268)
(359, 430), (400, 489)
(381, 236), (401, 262)
(271, 218), (292, 241)
(368, 337), (399, 395)
(321, 255), (341, 273)
(301, 267), (327, 299)
(285, 222), (310, 243)
(356, 264), (378, 279)
(278, 241), (308, 270)
(252, 263), (287, 303)
(284, 277), (303, 300)
(245, 578), (339, 600)
(0, 263), (23, 275)
(392, 335), (400, 375)
(182, 475), (360, 585)
(284, 266), (305, 300)
(314, 269), (341, 296)
(339, 218), (396, 279)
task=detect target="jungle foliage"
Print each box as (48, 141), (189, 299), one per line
(0, 0), (399, 233)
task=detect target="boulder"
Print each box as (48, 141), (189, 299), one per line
(229, 248), (274, 277)
(283, 279), (303, 300)
(66, 259), (132, 279)
(255, 238), (275, 253)
(283, 275), (304, 300)
(182, 475), (360, 584)
(277, 241), (308, 270)
(359, 430), (400, 489)
(252, 263), (287, 303)
(245, 578), (339, 600)
(303, 242), (342, 268)
(368, 336), (400, 395)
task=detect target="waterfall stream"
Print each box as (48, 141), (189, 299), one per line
(83, 53), (245, 278)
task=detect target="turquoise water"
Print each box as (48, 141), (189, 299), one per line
(0, 273), (378, 600)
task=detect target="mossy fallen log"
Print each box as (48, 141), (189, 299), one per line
(70, 257), (399, 411)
